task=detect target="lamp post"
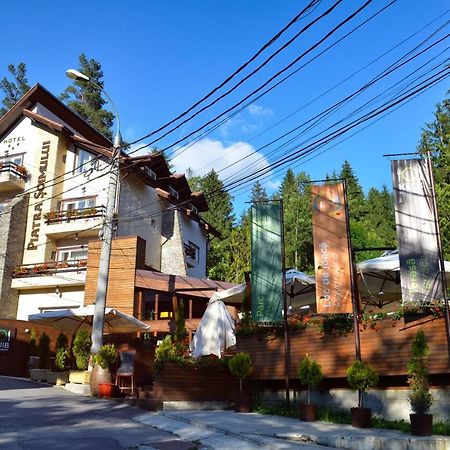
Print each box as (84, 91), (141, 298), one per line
(66, 69), (122, 354)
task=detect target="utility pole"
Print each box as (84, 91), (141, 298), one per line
(66, 69), (122, 354)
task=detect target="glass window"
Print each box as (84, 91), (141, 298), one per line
(75, 148), (95, 174)
(56, 246), (88, 261)
(61, 197), (96, 211)
(0, 153), (24, 166)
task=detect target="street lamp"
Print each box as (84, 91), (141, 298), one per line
(66, 68), (122, 354)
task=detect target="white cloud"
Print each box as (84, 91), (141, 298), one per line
(247, 103), (273, 117)
(172, 138), (274, 184)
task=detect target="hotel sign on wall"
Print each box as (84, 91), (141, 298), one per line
(0, 328), (16, 352)
(311, 183), (353, 314)
(27, 140), (50, 250)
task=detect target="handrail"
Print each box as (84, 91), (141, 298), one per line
(12, 259), (88, 278)
(0, 161), (28, 179)
(44, 205), (106, 224)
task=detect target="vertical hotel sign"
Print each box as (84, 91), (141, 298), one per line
(311, 183), (353, 314)
(251, 202), (283, 324)
(391, 158), (442, 306)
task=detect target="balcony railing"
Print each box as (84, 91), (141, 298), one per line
(12, 259), (88, 278)
(44, 206), (106, 224)
(0, 161), (29, 180)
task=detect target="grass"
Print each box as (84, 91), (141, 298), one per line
(253, 401), (450, 436)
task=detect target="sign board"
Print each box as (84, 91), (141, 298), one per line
(311, 183), (353, 314)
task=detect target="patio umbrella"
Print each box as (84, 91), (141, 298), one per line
(190, 298), (236, 358)
(356, 250), (450, 310)
(28, 305), (151, 335)
(284, 269), (316, 312)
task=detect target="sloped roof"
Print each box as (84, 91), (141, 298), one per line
(0, 84), (112, 148)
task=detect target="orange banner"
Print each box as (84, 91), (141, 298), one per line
(311, 183), (353, 314)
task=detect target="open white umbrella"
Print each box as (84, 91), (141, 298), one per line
(190, 299), (236, 358)
(28, 305), (150, 335)
(357, 250), (450, 310)
(285, 269), (316, 312)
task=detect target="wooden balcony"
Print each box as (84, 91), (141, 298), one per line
(0, 162), (28, 192)
(12, 259), (87, 278)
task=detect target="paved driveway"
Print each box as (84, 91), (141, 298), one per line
(0, 376), (194, 450)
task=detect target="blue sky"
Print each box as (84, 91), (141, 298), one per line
(1, 0), (449, 217)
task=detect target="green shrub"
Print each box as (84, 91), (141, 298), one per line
(55, 348), (68, 371)
(155, 335), (177, 363)
(72, 329), (92, 370)
(56, 332), (68, 351)
(28, 329), (38, 357)
(92, 344), (116, 369)
(347, 360), (379, 408)
(407, 330), (433, 415)
(38, 332), (51, 369)
(297, 354), (323, 404)
(229, 352), (252, 402)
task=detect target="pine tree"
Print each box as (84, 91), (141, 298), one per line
(0, 63), (30, 116)
(418, 94), (450, 258)
(251, 181), (269, 203)
(60, 54), (114, 140)
(196, 169), (235, 280)
(339, 160), (366, 221)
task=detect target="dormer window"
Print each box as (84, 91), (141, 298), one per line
(143, 167), (157, 180)
(169, 186), (179, 200)
(190, 204), (198, 215)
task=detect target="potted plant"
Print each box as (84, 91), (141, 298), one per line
(47, 332), (70, 385)
(228, 352), (252, 413)
(408, 330), (433, 436)
(90, 343), (117, 397)
(346, 360), (379, 428)
(297, 354), (323, 421)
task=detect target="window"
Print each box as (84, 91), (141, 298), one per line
(143, 167), (157, 180)
(185, 241), (199, 266)
(0, 153), (24, 166)
(190, 204), (198, 215)
(56, 246), (88, 261)
(169, 186), (179, 200)
(0, 202), (9, 214)
(74, 148), (95, 174)
(61, 197), (96, 211)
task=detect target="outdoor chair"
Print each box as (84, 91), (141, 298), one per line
(115, 350), (136, 396)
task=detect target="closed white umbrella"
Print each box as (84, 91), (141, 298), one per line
(28, 305), (150, 335)
(190, 299), (236, 358)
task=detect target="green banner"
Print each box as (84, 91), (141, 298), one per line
(251, 202), (283, 324)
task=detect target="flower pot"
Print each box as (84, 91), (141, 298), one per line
(98, 383), (115, 399)
(89, 365), (112, 396)
(235, 398), (251, 413)
(410, 413), (433, 436)
(351, 407), (372, 428)
(299, 403), (317, 422)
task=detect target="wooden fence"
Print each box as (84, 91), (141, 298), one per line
(236, 316), (449, 382)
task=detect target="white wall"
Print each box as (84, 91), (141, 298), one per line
(16, 288), (84, 320)
(118, 172), (163, 269)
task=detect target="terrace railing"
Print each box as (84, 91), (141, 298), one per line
(12, 259), (88, 278)
(44, 205), (106, 224)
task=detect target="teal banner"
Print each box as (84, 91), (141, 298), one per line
(251, 202), (283, 324)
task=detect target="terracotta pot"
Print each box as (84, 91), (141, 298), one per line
(98, 383), (115, 398)
(351, 407), (372, 428)
(410, 414), (433, 436)
(89, 365), (112, 396)
(235, 399), (251, 413)
(299, 403), (317, 421)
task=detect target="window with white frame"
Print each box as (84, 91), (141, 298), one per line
(56, 245), (88, 261)
(74, 148), (95, 174)
(60, 197), (96, 212)
(0, 153), (24, 166)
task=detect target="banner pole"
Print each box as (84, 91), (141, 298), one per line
(280, 199), (291, 404)
(425, 153), (450, 366)
(343, 179), (362, 361)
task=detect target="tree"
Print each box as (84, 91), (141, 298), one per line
(340, 160), (366, 222)
(196, 169), (235, 280)
(60, 54), (114, 140)
(418, 94), (450, 258)
(0, 63), (30, 116)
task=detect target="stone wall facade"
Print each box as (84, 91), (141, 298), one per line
(0, 195), (28, 318)
(160, 209), (187, 276)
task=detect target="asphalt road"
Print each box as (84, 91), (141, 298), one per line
(0, 376), (196, 450)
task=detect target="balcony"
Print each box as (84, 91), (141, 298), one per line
(44, 205), (106, 238)
(0, 162), (28, 192)
(11, 259), (87, 290)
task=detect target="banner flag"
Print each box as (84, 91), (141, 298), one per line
(251, 202), (283, 324)
(391, 158), (443, 306)
(311, 183), (353, 314)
